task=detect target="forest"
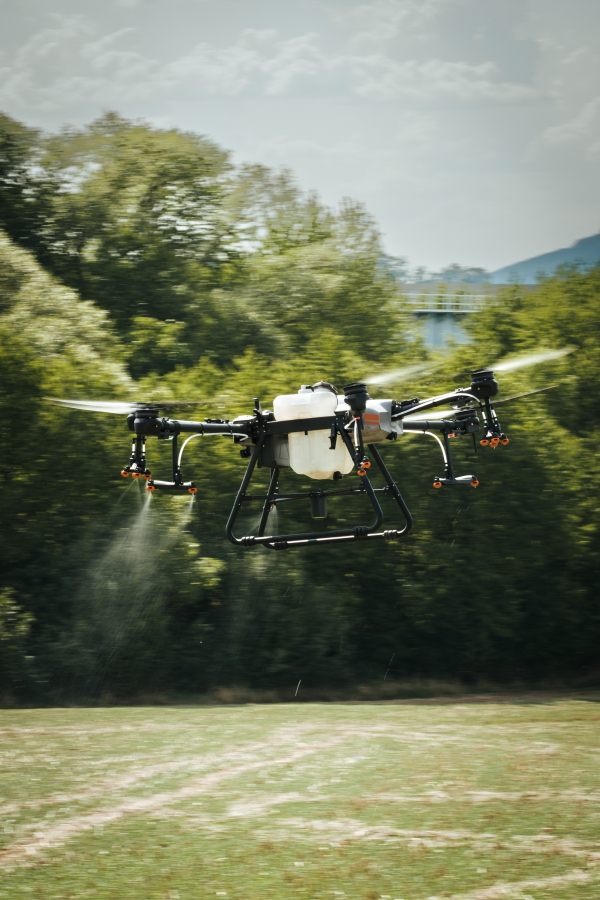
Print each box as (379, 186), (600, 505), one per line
(1, 111), (599, 703)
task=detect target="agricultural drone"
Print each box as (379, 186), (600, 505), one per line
(48, 349), (570, 551)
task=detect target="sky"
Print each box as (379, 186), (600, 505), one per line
(1, 0), (599, 271)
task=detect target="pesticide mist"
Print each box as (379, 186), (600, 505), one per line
(68, 484), (197, 696)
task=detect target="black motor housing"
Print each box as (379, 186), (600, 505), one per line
(343, 382), (370, 416)
(469, 369), (499, 400)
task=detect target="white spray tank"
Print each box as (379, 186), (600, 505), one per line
(273, 385), (354, 480)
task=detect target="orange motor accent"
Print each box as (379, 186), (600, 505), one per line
(131, 472), (141, 479)
(357, 468), (366, 477)
(433, 480), (442, 489)
(480, 438), (489, 446)
(470, 478), (479, 488)
(490, 437), (500, 447)
(146, 484), (155, 492)
(188, 486), (198, 494)
(143, 472), (152, 479)
(121, 469), (129, 478)
(501, 437), (509, 445)
(361, 460), (371, 469)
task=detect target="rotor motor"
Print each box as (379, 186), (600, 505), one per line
(469, 368), (499, 400)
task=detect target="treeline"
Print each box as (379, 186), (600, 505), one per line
(0, 111), (599, 702)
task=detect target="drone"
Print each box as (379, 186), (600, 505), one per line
(47, 348), (570, 551)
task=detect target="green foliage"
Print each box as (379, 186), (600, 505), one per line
(13, 112), (232, 325)
(0, 113), (44, 254)
(0, 109), (599, 700)
(0, 113), (405, 375)
(0, 588), (34, 694)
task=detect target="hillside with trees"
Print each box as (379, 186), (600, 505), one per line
(1, 112), (599, 702)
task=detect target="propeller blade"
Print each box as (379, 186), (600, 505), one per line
(364, 347), (574, 391)
(492, 347), (576, 373)
(149, 401), (205, 411)
(363, 361), (443, 386)
(403, 383), (560, 422)
(492, 384), (559, 405)
(45, 398), (204, 415)
(45, 398), (141, 415)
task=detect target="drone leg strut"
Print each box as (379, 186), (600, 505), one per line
(172, 432), (181, 484)
(442, 433), (455, 481)
(225, 436), (267, 546)
(367, 444), (412, 535)
(258, 466), (280, 536)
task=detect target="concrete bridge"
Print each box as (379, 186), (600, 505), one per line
(399, 285), (502, 348)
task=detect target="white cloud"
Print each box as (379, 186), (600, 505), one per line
(0, 11), (537, 112)
(343, 0), (451, 48)
(519, 2), (600, 157)
(348, 57), (536, 101)
(0, 15), (157, 109)
(163, 32), (536, 102)
(163, 30), (322, 96)
(542, 97), (600, 157)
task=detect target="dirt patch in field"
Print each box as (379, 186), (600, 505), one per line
(227, 791), (329, 818)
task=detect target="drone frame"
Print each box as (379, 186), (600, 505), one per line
(225, 413), (412, 550)
(114, 368), (514, 551)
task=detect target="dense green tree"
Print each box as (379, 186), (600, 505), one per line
(0, 113), (46, 255)
(0, 113), (411, 375)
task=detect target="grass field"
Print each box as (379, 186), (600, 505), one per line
(1, 698), (599, 899)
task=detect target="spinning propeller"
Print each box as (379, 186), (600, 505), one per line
(362, 346), (575, 423)
(45, 398), (203, 415)
(363, 346), (575, 390)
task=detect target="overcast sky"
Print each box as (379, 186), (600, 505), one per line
(1, 0), (599, 270)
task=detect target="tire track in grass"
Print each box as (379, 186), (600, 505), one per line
(256, 817), (600, 855)
(254, 819), (600, 898)
(0, 722), (473, 819)
(375, 789), (600, 805)
(0, 723), (201, 737)
(425, 866), (600, 899)
(0, 723), (323, 817)
(0, 734), (349, 867)
(254, 817), (600, 879)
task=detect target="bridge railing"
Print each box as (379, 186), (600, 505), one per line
(398, 290), (494, 314)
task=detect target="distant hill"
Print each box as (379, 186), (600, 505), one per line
(490, 232), (600, 284)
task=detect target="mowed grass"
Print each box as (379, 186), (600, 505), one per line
(1, 700), (600, 899)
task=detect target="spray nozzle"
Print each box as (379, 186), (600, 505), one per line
(146, 480), (197, 495)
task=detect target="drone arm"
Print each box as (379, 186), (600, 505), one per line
(162, 419), (250, 436)
(400, 417), (473, 432)
(391, 391), (481, 420)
